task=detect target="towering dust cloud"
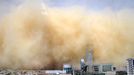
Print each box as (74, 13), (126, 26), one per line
(0, 1), (134, 69)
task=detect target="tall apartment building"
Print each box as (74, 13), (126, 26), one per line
(127, 58), (134, 75)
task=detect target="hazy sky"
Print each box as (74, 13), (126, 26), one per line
(0, 0), (134, 19)
(46, 0), (134, 10)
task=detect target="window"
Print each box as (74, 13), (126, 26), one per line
(102, 65), (112, 72)
(93, 66), (99, 72)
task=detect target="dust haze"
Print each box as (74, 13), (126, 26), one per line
(0, 0), (134, 69)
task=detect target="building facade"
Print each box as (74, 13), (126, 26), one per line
(127, 58), (134, 75)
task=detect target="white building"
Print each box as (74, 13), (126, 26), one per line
(127, 58), (134, 75)
(63, 64), (73, 74)
(92, 64), (114, 73)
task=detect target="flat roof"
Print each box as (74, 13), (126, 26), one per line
(45, 70), (66, 74)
